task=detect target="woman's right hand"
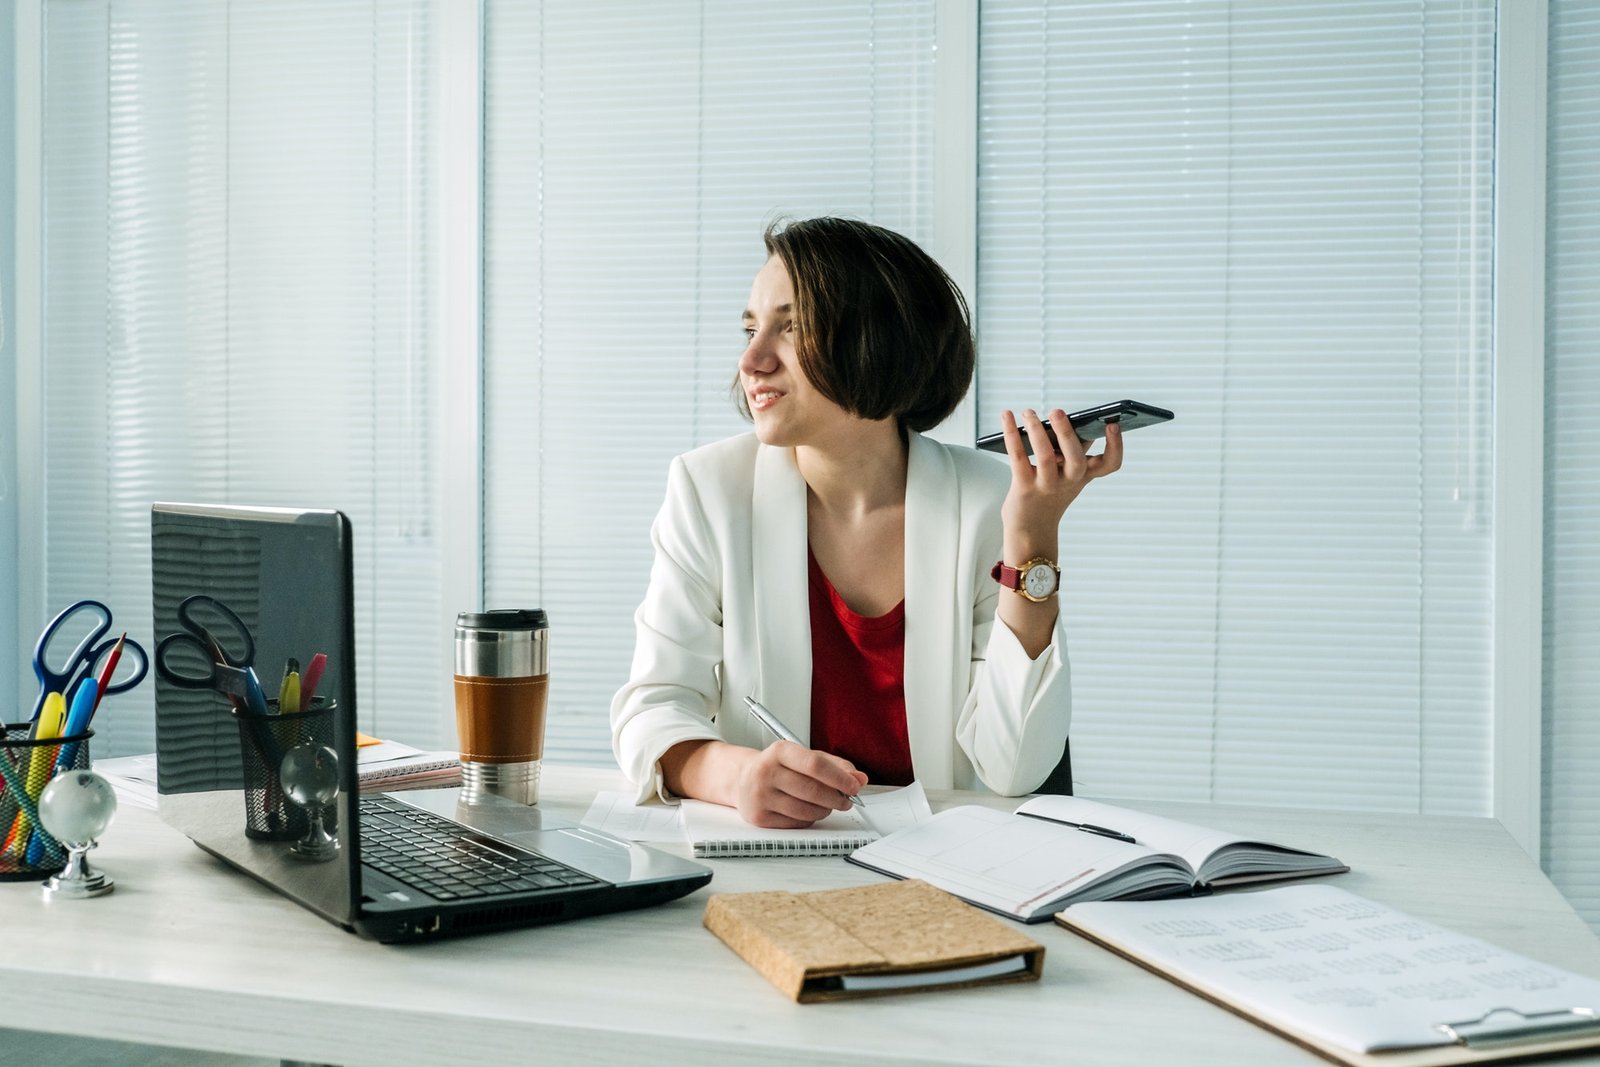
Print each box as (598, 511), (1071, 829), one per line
(733, 741), (868, 828)
(660, 738), (866, 828)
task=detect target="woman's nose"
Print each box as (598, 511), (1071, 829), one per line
(739, 333), (778, 375)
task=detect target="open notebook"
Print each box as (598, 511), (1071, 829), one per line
(848, 794), (1345, 920)
(681, 783), (932, 858)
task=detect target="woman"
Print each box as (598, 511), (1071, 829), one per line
(610, 218), (1122, 826)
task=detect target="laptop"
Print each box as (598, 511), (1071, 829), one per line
(150, 502), (710, 942)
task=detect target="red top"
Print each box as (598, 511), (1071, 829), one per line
(807, 548), (914, 786)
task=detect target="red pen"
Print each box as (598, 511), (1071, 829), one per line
(92, 632), (127, 717)
(299, 652), (328, 709)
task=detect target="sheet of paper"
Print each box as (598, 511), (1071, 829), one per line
(581, 781), (932, 847)
(91, 753), (160, 810)
(1063, 884), (1600, 1054)
(357, 739), (426, 765)
(581, 791), (686, 843)
(855, 780), (931, 835)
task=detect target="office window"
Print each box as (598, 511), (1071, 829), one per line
(40, 0), (448, 754)
(481, 1), (937, 763)
(1544, 0), (1600, 927)
(978, 0), (1497, 811)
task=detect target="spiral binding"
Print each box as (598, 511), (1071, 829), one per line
(694, 835), (876, 858)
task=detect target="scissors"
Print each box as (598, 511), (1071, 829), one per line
(153, 594), (269, 714)
(32, 599), (150, 724)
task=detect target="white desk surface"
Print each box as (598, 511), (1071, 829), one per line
(3, 765), (1598, 1067)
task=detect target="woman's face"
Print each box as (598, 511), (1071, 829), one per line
(739, 256), (852, 447)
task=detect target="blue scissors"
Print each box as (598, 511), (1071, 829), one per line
(32, 599), (150, 724)
(153, 594), (269, 715)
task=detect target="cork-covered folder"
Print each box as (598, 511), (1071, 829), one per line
(702, 879), (1046, 1002)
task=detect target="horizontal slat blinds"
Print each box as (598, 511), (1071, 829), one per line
(977, 0), (1496, 811)
(1544, 0), (1600, 927)
(482, 0), (938, 764)
(40, 0), (447, 754)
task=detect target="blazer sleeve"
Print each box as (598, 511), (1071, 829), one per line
(954, 529), (1073, 798)
(609, 456), (728, 804)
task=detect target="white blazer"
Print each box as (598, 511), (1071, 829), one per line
(610, 431), (1072, 804)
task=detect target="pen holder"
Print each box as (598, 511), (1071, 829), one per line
(232, 700), (336, 841)
(0, 723), (93, 880)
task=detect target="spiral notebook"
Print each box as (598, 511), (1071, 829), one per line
(681, 782), (932, 858)
(355, 739), (461, 792)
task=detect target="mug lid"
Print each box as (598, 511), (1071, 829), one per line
(456, 608), (548, 631)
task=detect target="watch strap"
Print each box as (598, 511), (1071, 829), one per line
(990, 560), (1024, 589)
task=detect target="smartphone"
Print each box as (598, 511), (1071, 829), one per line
(976, 399), (1175, 457)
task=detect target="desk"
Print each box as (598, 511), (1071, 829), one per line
(3, 766), (1599, 1066)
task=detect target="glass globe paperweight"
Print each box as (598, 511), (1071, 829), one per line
(279, 742), (340, 862)
(37, 769), (118, 899)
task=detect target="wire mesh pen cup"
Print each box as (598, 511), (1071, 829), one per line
(0, 723), (93, 880)
(232, 700), (335, 841)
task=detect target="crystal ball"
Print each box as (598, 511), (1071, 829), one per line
(38, 770), (119, 846)
(279, 743), (341, 808)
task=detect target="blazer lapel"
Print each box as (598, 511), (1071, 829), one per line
(750, 443), (814, 744)
(903, 433), (959, 787)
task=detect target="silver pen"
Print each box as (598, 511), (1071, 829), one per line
(743, 695), (868, 813)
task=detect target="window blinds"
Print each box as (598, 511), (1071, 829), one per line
(40, 0), (447, 754)
(481, 0), (937, 764)
(977, 0), (1497, 811)
(1543, 0), (1600, 927)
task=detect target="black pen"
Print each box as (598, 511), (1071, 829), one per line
(1062, 820), (1137, 844)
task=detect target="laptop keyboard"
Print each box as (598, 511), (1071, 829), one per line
(360, 795), (606, 902)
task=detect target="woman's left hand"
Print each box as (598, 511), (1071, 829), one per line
(997, 408), (1123, 545)
(993, 408), (1122, 658)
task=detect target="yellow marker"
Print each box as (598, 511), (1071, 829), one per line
(278, 658), (301, 715)
(5, 692), (65, 859)
(34, 692), (66, 741)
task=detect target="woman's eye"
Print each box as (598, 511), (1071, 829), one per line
(742, 327), (756, 342)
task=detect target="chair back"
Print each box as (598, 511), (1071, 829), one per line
(1033, 738), (1074, 795)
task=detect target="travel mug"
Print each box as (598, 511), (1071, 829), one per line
(453, 609), (549, 805)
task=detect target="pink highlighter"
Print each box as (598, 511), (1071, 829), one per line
(299, 653), (328, 709)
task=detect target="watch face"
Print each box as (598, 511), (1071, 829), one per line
(1023, 563), (1057, 599)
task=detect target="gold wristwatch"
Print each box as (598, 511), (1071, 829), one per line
(990, 557), (1060, 603)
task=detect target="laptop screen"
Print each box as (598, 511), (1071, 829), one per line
(151, 503), (359, 928)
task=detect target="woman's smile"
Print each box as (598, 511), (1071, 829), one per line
(747, 386), (786, 412)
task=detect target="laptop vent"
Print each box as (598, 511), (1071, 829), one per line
(449, 899), (565, 932)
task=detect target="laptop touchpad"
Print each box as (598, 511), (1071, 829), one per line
(386, 788), (663, 884)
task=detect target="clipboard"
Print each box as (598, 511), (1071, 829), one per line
(1055, 885), (1600, 1067)
(1067, 920), (1600, 1067)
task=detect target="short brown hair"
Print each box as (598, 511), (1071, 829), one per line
(733, 217), (974, 434)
